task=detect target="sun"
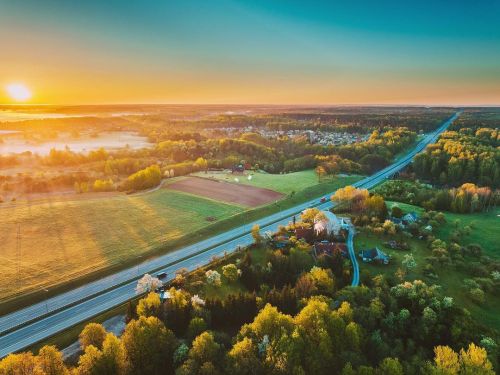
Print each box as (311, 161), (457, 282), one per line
(6, 83), (32, 102)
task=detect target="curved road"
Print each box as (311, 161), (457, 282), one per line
(0, 111), (460, 357)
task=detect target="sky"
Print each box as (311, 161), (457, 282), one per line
(1, 0), (499, 105)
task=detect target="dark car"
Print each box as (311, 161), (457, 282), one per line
(157, 272), (167, 280)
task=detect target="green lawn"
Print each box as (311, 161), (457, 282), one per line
(192, 170), (361, 195)
(435, 209), (499, 259)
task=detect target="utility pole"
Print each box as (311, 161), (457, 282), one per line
(16, 224), (21, 291)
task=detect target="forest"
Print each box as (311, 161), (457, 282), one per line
(412, 109), (499, 188)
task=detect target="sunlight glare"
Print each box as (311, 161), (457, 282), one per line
(6, 83), (32, 102)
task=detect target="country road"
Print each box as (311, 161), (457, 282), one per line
(0, 111), (461, 357)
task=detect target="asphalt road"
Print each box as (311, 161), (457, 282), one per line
(0, 111), (460, 357)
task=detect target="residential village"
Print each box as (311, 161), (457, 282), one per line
(208, 126), (369, 146)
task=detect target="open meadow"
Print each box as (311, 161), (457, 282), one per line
(0, 189), (243, 303)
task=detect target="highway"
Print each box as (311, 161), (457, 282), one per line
(0, 111), (460, 357)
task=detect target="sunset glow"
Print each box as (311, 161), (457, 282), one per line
(6, 83), (32, 102)
(0, 1), (499, 105)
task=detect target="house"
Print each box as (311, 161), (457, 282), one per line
(313, 241), (348, 258)
(314, 211), (349, 237)
(232, 164), (245, 173)
(384, 240), (409, 250)
(294, 225), (314, 242)
(390, 217), (405, 228)
(402, 212), (419, 225)
(271, 234), (290, 249)
(359, 247), (390, 264)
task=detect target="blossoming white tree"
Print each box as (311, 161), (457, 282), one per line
(135, 273), (163, 294)
(191, 294), (206, 307)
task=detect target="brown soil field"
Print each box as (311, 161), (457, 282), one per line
(167, 176), (284, 207)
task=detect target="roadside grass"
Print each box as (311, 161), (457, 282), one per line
(0, 174), (362, 314)
(356, 201), (500, 330)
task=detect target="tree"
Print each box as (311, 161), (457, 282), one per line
(391, 205), (403, 218)
(382, 220), (396, 235)
(163, 287), (192, 336)
(122, 164), (162, 191)
(430, 344), (494, 375)
(300, 208), (320, 224)
(135, 274), (162, 294)
(79, 323), (107, 350)
(377, 357), (403, 375)
(226, 337), (263, 375)
(316, 165), (326, 182)
(206, 270), (222, 287)
(76, 345), (103, 375)
(187, 317), (208, 342)
(251, 224), (263, 245)
(178, 332), (221, 374)
(433, 345), (460, 375)
(194, 157), (208, 172)
(0, 353), (39, 374)
(38, 345), (68, 375)
(222, 264), (240, 283)
(121, 316), (176, 375)
(402, 254), (417, 272)
(308, 266), (335, 295)
(136, 292), (161, 318)
(100, 333), (126, 375)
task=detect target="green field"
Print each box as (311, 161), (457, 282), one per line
(0, 172), (362, 311)
(192, 170), (357, 194)
(356, 202), (500, 329)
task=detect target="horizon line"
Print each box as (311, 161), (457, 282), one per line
(0, 103), (499, 108)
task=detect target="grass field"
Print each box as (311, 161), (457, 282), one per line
(356, 201), (500, 329)
(0, 173), (362, 310)
(192, 170), (348, 195)
(0, 189), (243, 302)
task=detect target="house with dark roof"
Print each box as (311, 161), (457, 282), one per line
(402, 212), (419, 225)
(358, 247), (390, 264)
(390, 217), (405, 228)
(294, 225), (314, 243)
(313, 241), (348, 258)
(232, 164), (245, 173)
(271, 234), (290, 249)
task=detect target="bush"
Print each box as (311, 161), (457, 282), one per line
(121, 164), (161, 191)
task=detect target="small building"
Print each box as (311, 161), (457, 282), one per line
(294, 225), (314, 243)
(313, 241), (348, 258)
(232, 164), (245, 173)
(314, 211), (349, 237)
(271, 234), (290, 249)
(359, 247), (390, 264)
(402, 212), (419, 225)
(390, 217), (405, 228)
